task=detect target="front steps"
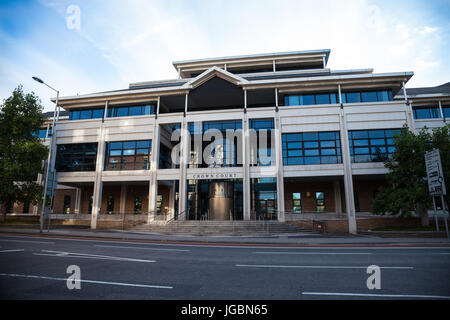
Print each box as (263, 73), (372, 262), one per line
(129, 220), (309, 236)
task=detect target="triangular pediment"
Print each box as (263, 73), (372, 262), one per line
(181, 66), (248, 90)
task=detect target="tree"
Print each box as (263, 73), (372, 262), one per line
(0, 86), (48, 221)
(373, 124), (450, 226)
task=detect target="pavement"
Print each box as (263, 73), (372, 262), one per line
(0, 226), (449, 246)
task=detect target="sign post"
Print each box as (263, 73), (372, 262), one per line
(425, 149), (448, 238)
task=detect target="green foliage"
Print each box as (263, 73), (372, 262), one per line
(0, 86), (49, 213)
(373, 124), (450, 218)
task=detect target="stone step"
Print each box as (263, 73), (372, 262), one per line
(129, 220), (309, 235)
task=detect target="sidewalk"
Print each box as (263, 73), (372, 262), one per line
(0, 226), (449, 246)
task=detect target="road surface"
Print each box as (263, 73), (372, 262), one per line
(0, 234), (449, 300)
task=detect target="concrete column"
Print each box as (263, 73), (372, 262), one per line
(74, 188), (82, 214)
(169, 182), (175, 220)
(178, 118), (189, 219)
(148, 120), (161, 222)
(403, 81), (415, 132)
(274, 113), (285, 222)
(242, 112), (251, 220)
(91, 102), (106, 229)
(120, 184), (126, 214)
(438, 101), (445, 122)
(333, 180), (342, 215)
(339, 108), (357, 234)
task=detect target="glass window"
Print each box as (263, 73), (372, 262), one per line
(70, 111), (80, 120)
(413, 107), (441, 119)
(106, 196), (114, 213)
(287, 95), (299, 106)
(315, 94), (330, 104)
(129, 106), (142, 116)
(116, 107), (129, 117)
(282, 131), (341, 166)
(361, 91), (378, 102)
(302, 95), (315, 105)
(134, 195), (142, 214)
(105, 140), (152, 171)
(443, 107), (450, 118)
(348, 129), (398, 163)
(55, 143), (98, 172)
(377, 91), (390, 101)
(92, 109), (104, 119)
(316, 192), (325, 212)
(63, 195), (71, 214)
(345, 92), (361, 103)
(330, 93), (338, 104)
(292, 193), (302, 213)
(80, 110), (92, 120)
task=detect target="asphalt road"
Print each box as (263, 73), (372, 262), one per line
(0, 234), (449, 300)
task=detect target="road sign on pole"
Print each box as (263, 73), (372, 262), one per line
(425, 149), (449, 239)
(425, 149), (446, 196)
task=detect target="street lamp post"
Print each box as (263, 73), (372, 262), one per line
(32, 76), (59, 233)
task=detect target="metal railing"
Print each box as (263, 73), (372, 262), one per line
(165, 210), (188, 224)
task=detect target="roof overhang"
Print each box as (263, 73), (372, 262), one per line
(173, 49), (331, 78)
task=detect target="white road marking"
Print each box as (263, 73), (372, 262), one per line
(94, 245), (189, 252)
(32, 250), (156, 263)
(301, 292), (450, 299)
(236, 264), (413, 269)
(0, 249), (24, 253)
(0, 239), (54, 244)
(0, 273), (172, 289)
(254, 252), (372, 255)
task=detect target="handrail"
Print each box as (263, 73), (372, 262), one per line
(165, 210), (188, 224)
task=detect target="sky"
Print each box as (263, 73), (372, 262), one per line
(0, 0), (449, 112)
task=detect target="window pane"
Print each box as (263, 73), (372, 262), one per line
(80, 110), (92, 119)
(304, 141), (319, 148)
(443, 107), (450, 117)
(92, 109), (104, 119)
(129, 106), (142, 116)
(371, 139), (385, 146)
(321, 149), (336, 155)
(136, 140), (150, 148)
(319, 132), (335, 140)
(123, 141), (136, 149)
(353, 139), (369, 146)
(330, 93), (337, 104)
(117, 107), (128, 117)
(351, 131), (368, 139)
(377, 91), (389, 101)
(304, 149), (319, 156)
(288, 95), (300, 106)
(361, 91), (378, 102)
(320, 141), (335, 148)
(109, 142), (122, 149)
(302, 95), (315, 105)
(315, 94), (330, 104)
(303, 132), (318, 141)
(355, 147), (369, 154)
(70, 111), (80, 120)
(346, 92), (361, 103)
(109, 150), (121, 156)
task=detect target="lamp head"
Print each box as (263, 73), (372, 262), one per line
(32, 76), (44, 84)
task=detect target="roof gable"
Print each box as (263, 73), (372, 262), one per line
(181, 66), (248, 90)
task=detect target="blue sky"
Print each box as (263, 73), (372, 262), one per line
(1, 0), (449, 111)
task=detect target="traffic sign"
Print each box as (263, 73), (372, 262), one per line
(425, 149), (446, 196)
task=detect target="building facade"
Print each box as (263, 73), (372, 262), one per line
(6, 49), (450, 233)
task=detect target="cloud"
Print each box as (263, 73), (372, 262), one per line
(1, 0), (449, 110)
